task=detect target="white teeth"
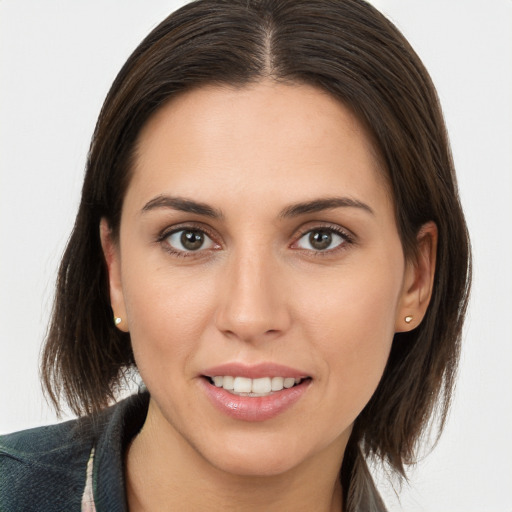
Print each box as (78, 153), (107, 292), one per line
(222, 375), (234, 390)
(210, 375), (304, 395)
(283, 377), (295, 388)
(233, 376), (252, 393)
(252, 377), (272, 394)
(271, 376), (284, 391)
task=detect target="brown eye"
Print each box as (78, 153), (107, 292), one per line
(296, 228), (346, 252)
(181, 230), (204, 250)
(166, 229), (215, 252)
(309, 230), (332, 250)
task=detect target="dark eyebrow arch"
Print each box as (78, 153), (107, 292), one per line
(280, 197), (374, 218)
(141, 195), (223, 219)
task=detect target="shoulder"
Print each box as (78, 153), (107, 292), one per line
(0, 416), (94, 510)
(0, 392), (149, 512)
(0, 415), (91, 456)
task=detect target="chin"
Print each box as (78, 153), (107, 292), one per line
(210, 448), (303, 477)
(194, 429), (328, 478)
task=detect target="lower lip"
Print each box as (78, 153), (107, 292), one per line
(201, 378), (310, 422)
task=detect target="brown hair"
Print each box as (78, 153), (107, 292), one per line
(41, 0), (471, 505)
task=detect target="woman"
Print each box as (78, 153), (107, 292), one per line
(0, 0), (471, 510)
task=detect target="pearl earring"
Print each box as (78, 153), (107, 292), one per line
(404, 315), (413, 324)
(114, 316), (122, 326)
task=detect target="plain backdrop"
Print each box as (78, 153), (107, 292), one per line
(1, 1), (511, 511)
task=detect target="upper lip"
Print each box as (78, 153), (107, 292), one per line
(202, 362), (309, 379)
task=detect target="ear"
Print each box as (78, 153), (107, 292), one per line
(395, 221), (438, 332)
(100, 218), (129, 332)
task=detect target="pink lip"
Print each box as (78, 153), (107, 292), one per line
(202, 362), (308, 379)
(200, 377), (311, 422)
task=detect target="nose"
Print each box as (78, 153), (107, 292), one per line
(214, 247), (291, 344)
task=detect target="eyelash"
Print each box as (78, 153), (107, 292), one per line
(156, 223), (354, 258)
(156, 223), (219, 258)
(292, 225), (354, 256)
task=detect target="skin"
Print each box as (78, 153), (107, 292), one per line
(101, 81), (437, 511)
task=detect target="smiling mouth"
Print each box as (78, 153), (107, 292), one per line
(204, 375), (311, 397)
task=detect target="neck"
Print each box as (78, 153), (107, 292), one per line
(125, 399), (347, 512)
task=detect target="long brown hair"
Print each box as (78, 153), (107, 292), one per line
(41, 0), (471, 505)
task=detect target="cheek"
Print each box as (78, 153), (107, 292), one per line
(296, 256), (403, 407)
(122, 262), (218, 371)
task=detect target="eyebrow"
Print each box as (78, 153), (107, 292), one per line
(140, 194), (373, 219)
(141, 195), (224, 218)
(279, 197), (374, 218)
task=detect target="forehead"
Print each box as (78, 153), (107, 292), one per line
(127, 81), (391, 215)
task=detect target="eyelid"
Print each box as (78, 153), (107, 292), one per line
(155, 221), (355, 257)
(157, 221), (219, 242)
(290, 223), (355, 252)
(156, 222), (222, 256)
(293, 221), (355, 240)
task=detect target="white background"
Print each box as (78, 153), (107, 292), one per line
(1, 1), (511, 511)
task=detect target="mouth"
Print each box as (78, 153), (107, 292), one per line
(204, 375), (311, 397)
(200, 363), (312, 421)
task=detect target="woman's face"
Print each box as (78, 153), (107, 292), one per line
(104, 81), (428, 476)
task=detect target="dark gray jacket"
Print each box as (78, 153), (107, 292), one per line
(0, 392), (149, 511)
